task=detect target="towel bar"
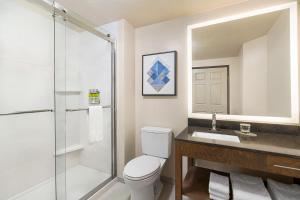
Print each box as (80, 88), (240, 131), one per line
(66, 105), (111, 112)
(0, 106), (111, 115)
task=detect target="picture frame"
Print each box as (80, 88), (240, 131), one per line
(142, 51), (177, 96)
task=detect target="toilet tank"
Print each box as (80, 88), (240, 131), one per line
(141, 127), (172, 159)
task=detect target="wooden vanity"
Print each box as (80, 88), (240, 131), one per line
(175, 124), (300, 200)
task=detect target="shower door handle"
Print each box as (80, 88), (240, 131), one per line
(0, 109), (54, 116)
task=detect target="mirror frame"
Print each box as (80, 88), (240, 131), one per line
(187, 2), (299, 125)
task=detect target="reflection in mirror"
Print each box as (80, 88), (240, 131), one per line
(192, 9), (291, 117)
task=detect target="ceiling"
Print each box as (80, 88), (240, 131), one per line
(192, 10), (284, 60)
(56, 0), (249, 27)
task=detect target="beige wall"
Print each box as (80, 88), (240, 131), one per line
(116, 20), (136, 177)
(122, 20), (136, 166)
(134, 0), (298, 179)
(103, 19), (135, 178)
(135, 18), (189, 178)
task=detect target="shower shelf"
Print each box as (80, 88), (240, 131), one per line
(55, 144), (84, 156)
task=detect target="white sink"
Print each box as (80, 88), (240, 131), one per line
(192, 131), (240, 143)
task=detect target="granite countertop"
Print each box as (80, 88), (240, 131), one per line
(176, 126), (300, 158)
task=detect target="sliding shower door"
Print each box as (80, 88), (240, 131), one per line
(0, 1), (115, 199)
(54, 9), (115, 200)
(0, 0), (55, 200)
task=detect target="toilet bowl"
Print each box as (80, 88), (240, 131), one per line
(123, 155), (166, 200)
(123, 127), (172, 200)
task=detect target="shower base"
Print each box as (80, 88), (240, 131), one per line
(8, 165), (110, 200)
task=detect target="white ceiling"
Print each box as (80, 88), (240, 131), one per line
(56, 0), (249, 27)
(192, 10), (284, 60)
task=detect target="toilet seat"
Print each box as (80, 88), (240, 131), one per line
(123, 155), (161, 181)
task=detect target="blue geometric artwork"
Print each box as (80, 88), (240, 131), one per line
(142, 51), (176, 96)
(147, 59), (170, 92)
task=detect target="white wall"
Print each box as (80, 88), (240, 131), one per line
(193, 57), (241, 115)
(267, 10), (291, 117)
(134, 0), (298, 179)
(241, 36), (268, 116)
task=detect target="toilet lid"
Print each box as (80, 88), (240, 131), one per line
(123, 155), (160, 181)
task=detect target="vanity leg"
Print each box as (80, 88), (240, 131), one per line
(175, 143), (182, 200)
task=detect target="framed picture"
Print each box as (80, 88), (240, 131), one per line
(142, 51), (177, 96)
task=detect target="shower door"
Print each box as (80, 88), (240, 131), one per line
(0, 0), (115, 199)
(0, 0), (56, 200)
(54, 6), (116, 200)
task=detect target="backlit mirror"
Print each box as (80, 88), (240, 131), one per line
(188, 3), (299, 124)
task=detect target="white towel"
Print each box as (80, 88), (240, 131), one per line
(210, 193), (228, 200)
(267, 179), (300, 200)
(210, 192), (229, 200)
(209, 172), (230, 199)
(230, 173), (272, 200)
(88, 105), (103, 143)
(209, 189), (229, 200)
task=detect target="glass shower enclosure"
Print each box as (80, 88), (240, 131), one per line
(0, 0), (116, 199)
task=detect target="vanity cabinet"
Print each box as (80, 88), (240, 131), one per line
(177, 140), (266, 171)
(175, 127), (300, 200)
(266, 155), (300, 178)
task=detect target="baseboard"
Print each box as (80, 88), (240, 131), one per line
(117, 176), (125, 183)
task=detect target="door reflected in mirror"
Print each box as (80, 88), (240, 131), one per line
(192, 8), (291, 117)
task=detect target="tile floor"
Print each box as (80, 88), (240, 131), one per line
(96, 181), (191, 200)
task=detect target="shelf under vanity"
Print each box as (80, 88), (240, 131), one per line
(182, 167), (210, 200)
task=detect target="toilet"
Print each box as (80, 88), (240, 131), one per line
(123, 127), (172, 200)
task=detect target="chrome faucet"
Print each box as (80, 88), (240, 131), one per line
(212, 112), (217, 131)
